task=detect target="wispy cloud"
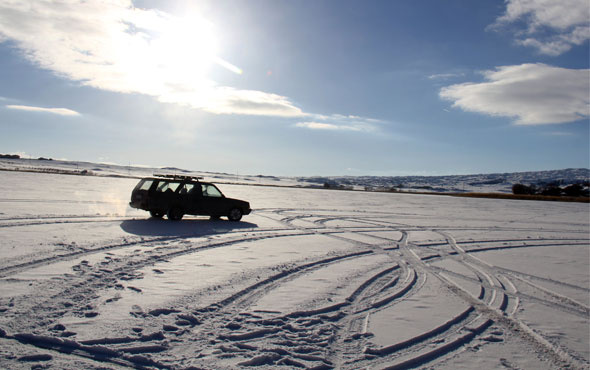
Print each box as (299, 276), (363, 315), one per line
(295, 114), (382, 133)
(296, 122), (361, 131)
(6, 104), (80, 116)
(544, 131), (574, 136)
(491, 0), (590, 56)
(428, 72), (465, 80)
(0, 0), (305, 117)
(440, 63), (589, 125)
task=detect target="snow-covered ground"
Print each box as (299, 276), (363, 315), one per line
(0, 170), (588, 369)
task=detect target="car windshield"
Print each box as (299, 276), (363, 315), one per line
(136, 179), (153, 191)
(202, 184), (222, 197)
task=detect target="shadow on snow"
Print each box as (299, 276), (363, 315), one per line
(120, 217), (258, 237)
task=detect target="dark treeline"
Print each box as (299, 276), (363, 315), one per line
(512, 182), (590, 197)
(0, 154), (53, 160)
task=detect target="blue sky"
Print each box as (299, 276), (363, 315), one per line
(0, 0), (588, 176)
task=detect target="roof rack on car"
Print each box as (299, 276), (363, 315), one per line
(153, 174), (203, 181)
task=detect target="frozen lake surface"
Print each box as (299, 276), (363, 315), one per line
(0, 171), (588, 369)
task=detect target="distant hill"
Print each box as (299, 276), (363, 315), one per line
(297, 168), (590, 193)
(0, 156), (587, 194)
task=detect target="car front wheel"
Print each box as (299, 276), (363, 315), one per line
(167, 207), (184, 221)
(228, 208), (242, 222)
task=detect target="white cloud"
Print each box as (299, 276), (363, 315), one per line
(492, 0), (590, 55)
(439, 63), (589, 125)
(0, 0), (305, 117)
(159, 87), (304, 117)
(6, 104), (80, 116)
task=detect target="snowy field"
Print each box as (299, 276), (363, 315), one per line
(0, 171), (588, 370)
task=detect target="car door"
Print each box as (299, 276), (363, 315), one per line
(177, 182), (200, 214)
(198, 184), (227, 216)
(150, 180), (181, 211)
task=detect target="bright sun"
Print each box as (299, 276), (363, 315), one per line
(115, 10), (241, 106)
(153, 15), (220, 80)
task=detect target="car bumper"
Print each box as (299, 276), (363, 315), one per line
(129, 201), (146, 210)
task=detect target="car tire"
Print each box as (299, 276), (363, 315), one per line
(209, 215), (221, 221)
(150, 210), (164, 218)
(167, 207), (184, 221)
(228, 208), (242, 222)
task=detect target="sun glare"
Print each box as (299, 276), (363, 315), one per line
(154, 15), (218, 79)
(114, 10), (242, 108)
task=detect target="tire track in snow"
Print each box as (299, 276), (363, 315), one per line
(232, 214), (489, 370)
(140, 211), (421, 369)
(424, 230), (588, 369)
(0, 219), (302, 278)
(428, 264), (587, 319)
(342, 230), (485, 370)
(3, 249), (383, 370)
(1, 227), (325, 338)
(0, 214), (125, 221)
(347, 228), (562, 370)
(492, 265), (590, 293)
(194, 258), (416, 369)
(1, 206), (587, 369)
(439, 232), (589, 314)
(268, 217), (502, 369)
(0, 218), (131, 228)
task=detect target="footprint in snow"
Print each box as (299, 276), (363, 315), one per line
(50, 324), (66, 331)
(225, 322), (242, 330)
(130, 305), (145, 317)
(163, 324), (179, 332)
(105, 295), (121, 303)
(18, 354), (53, 362)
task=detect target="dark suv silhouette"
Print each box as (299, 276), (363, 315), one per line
(129, 175), (251, 221)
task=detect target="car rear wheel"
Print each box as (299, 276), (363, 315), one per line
(150, 210), (164, 218)
(228, 208), (242, 222)
(167, 207), (184, 221)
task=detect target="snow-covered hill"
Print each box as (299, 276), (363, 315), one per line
(0, 157), (588, 193)
(298, 168), (590, 193)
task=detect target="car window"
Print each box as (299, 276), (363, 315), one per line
(139, 180), (153, 190)
(155, 181), (181, 193)
(202, 184), (222, 197)
(179, 183), (196, 195)
(134, 179), (153, 191)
